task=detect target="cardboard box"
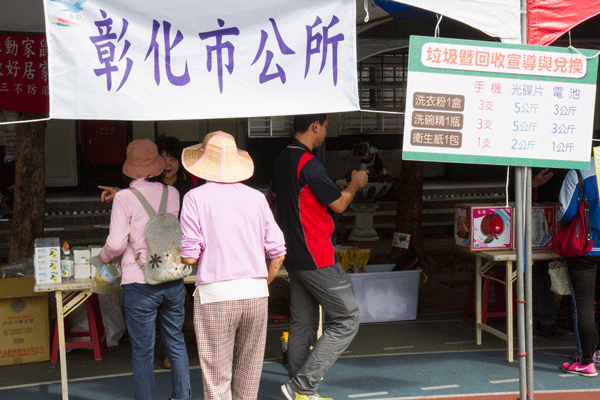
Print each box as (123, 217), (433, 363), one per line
(505, 202), (559, 249)
(454, 204), (514, 251)
(545, 202), (562, 243)
(348, 265), (421, 323)
(531, 204), (556, 249)
(0, 277), (50, 366)
(34, 237), (61, 284)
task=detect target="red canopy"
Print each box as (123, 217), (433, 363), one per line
(527, 0), (600, 45)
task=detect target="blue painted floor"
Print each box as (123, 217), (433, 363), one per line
(4, 348), (600, 400)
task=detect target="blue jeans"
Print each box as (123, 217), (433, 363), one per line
(122, 280), (191, 400)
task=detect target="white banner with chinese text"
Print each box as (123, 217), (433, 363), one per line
(43, 0), (358, 120)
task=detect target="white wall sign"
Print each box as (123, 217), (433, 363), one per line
(402, 36), (599, 170)
(43, 0), (359, 121)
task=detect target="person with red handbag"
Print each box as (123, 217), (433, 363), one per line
(556, 155), (600, 377)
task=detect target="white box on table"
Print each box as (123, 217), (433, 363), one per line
(454, 204), (514, 251)
(348, 265), (421, 323)
(89, 246), (103, 258)
(34, 237), (61, 284)
(73, 247), (91, 264)
(74, 263), (92, 279)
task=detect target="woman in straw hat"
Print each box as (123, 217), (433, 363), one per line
(97, 139), (191, 400)
(179, 131), (286, 400)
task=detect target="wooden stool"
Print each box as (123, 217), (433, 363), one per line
(51, 293), (106, 363)
(464, 268), (516, 324)
(558, 295), (571, 320)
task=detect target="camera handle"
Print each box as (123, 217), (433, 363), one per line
(357, 147), (377, 171)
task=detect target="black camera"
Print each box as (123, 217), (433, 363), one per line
(352, 142), (369, 157)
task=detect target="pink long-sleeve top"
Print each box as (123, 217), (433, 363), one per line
(99, 179), (180, 285)
(180, 182), (286, 286)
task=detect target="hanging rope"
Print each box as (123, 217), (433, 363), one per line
(505, 166), (510, 207)
(434, 14), (443, 38)
(0, 118), (50, 126)
(567, 31), (600, 60)
(363, 0), (370, 23)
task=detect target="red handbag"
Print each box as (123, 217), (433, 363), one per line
(552, 170), (593, 257)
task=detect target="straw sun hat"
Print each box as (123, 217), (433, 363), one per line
(122, 139), (165, 179)
(182, 131), (254, 183)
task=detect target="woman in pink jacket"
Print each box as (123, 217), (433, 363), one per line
(179, 131), (286, 400)
(98, 139), (191, 400)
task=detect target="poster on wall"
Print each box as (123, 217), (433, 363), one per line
(0, 33), (49, 115)
(43, 0), (359, 121)
(402, 35), (599, 170)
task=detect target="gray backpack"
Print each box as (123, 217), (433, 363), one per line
(129, 185), (192, 285)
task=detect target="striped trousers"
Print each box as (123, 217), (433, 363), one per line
(193, 296), (268, 400)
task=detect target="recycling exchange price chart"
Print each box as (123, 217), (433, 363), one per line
(402, 35), (599, 171)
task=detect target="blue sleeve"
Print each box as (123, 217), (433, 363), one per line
(557, 170), (580, 225)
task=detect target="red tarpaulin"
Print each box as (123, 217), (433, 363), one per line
(0, 33), (49, 114)
(527, 0), (600, 46)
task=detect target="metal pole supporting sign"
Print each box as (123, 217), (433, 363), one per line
(515, 166), (534, 400)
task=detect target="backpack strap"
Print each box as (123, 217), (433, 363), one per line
(575, 170), (585, 204)
(158, 184), (169, 214)
(129, 185), (169, 218)
(575, 170), (592, 242)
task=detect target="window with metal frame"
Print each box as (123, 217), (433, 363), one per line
(247, 116), (293, 138)
(339, 48), (408, 135)
(247, 48), (408, 137)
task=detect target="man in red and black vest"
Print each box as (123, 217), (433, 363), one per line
(273, 114), (368, 400)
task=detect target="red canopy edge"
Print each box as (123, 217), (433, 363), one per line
(527, 0), (600, 46)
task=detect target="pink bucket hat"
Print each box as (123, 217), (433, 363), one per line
(182, 131), (254, 183)
(122, 139), (165, 179)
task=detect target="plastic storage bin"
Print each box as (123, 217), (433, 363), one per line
(348, 265), (421, 323)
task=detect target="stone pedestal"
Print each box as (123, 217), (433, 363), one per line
(348, 203), (380, 242)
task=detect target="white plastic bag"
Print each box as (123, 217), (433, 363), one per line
(68, 288), (126, 347)
(549, 259), (571, 296)
(97, 288), (126, 347)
